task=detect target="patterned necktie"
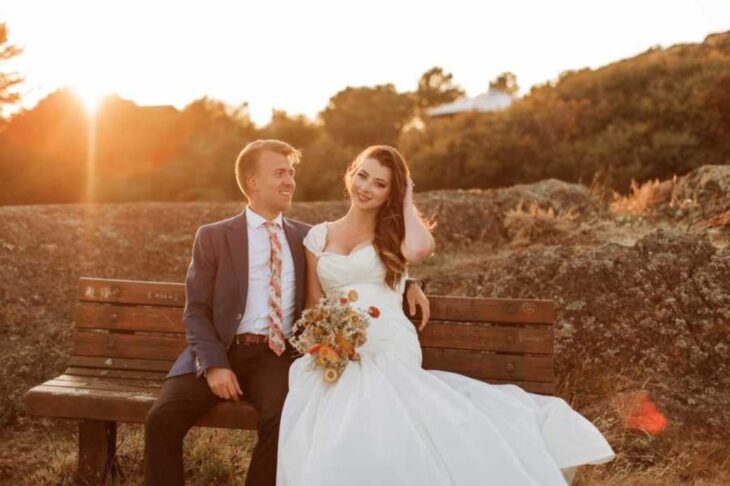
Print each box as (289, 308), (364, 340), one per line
(263, 221), (286, 356)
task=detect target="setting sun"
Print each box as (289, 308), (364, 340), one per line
(71, 84), (105, 114)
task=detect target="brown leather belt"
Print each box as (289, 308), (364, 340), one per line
(235, 333), (268, 346)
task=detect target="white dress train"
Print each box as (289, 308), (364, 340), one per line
(277, 223), (614, 485)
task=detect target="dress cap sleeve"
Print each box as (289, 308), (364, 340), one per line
(303, 223), (327, 256)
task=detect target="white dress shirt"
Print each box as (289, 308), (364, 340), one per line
(236, 207), (296, 337)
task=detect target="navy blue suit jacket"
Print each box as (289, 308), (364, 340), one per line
(168, 210), (310, 378)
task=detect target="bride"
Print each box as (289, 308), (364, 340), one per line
(277, 145), (614, 485)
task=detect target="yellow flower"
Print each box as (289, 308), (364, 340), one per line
(347, 289), (359, 302)
(324, 367), (340, 383)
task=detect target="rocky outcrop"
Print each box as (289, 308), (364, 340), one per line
(671, 165), (730, 221)
(415, 178), (606, 249)
(425, 229), (730, 438)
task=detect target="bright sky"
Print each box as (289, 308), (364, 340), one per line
(3, 0), (730, 125)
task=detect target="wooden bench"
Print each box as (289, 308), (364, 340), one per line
(23, 277), (555, 484)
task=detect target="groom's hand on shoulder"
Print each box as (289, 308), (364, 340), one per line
(206, 367), (243, 401)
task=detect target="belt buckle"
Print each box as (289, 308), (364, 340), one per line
(236, 333), (267, 346)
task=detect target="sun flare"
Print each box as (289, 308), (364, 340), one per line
(71, 84), (105, 115)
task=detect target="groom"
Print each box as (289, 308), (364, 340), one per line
(144, 139), (430, 486)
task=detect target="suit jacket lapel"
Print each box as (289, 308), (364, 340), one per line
(283, 218), (306, 317)
(225, 210), (249, 312)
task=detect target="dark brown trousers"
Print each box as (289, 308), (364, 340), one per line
(144, 342), (293, 486)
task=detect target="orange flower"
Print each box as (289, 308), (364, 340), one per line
(347, 290), (359, 302)
(368, 306), (380, 318)
(316, 345), (341, 366)
(306, 344), (321, 355)
(335, 334), (356, 359)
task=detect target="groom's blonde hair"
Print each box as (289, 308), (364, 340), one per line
(235, 139), (302, 201)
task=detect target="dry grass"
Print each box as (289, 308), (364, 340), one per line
(575, 439), (730, 486)
(707, 208), (730, 229)
(10, 423), (258, 485)
(504, 201), (581, 246)
(577, 413), (730, 485)
(8, 399), (728, 485)
(554, 368), (730, 486)
(609, 178), (675, 216)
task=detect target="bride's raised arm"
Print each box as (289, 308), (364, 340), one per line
(400, 178), (435, 264)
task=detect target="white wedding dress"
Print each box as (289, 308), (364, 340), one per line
(277, 223), (614, 485)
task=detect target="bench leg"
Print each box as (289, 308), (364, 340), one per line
(76, 420), (118, 485)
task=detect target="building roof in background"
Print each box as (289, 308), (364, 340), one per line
(429, 88), (513, 116)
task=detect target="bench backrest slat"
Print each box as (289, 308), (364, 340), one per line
(428, 297), (555, 324)
(79, 278), (185, 307)
(78, 278), (555, 324)
(74, 330), (186, 361)
(75, 302), (185, 333)
(422, 348), (554, 382)
(75, 302), (553, 355)
(418, 322), (553, 354)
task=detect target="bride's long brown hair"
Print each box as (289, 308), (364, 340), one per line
(345, 145), (414, 289)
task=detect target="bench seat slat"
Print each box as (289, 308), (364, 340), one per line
(42, 380), (161, 394)
(65, 367), (169, 381)
(50, 374), (164, 389)
(69, 356), (174, 372)
(418, 322), (553, 354)
(422, 348), (555, 383)
(24, 385), (258, 428)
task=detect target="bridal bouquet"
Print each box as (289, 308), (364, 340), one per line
(289, 290), (378, 383)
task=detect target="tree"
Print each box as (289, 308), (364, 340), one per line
(705, 75), (730, 141)
(414, 66), (465, 113)
(157, 97), (259, 201)
(320, 84), (415, 148)
(0, 23), (23, 118)
(262, 110), (322, 150)
(489, 72), (519, 95)
(0, 89), (88, 203)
